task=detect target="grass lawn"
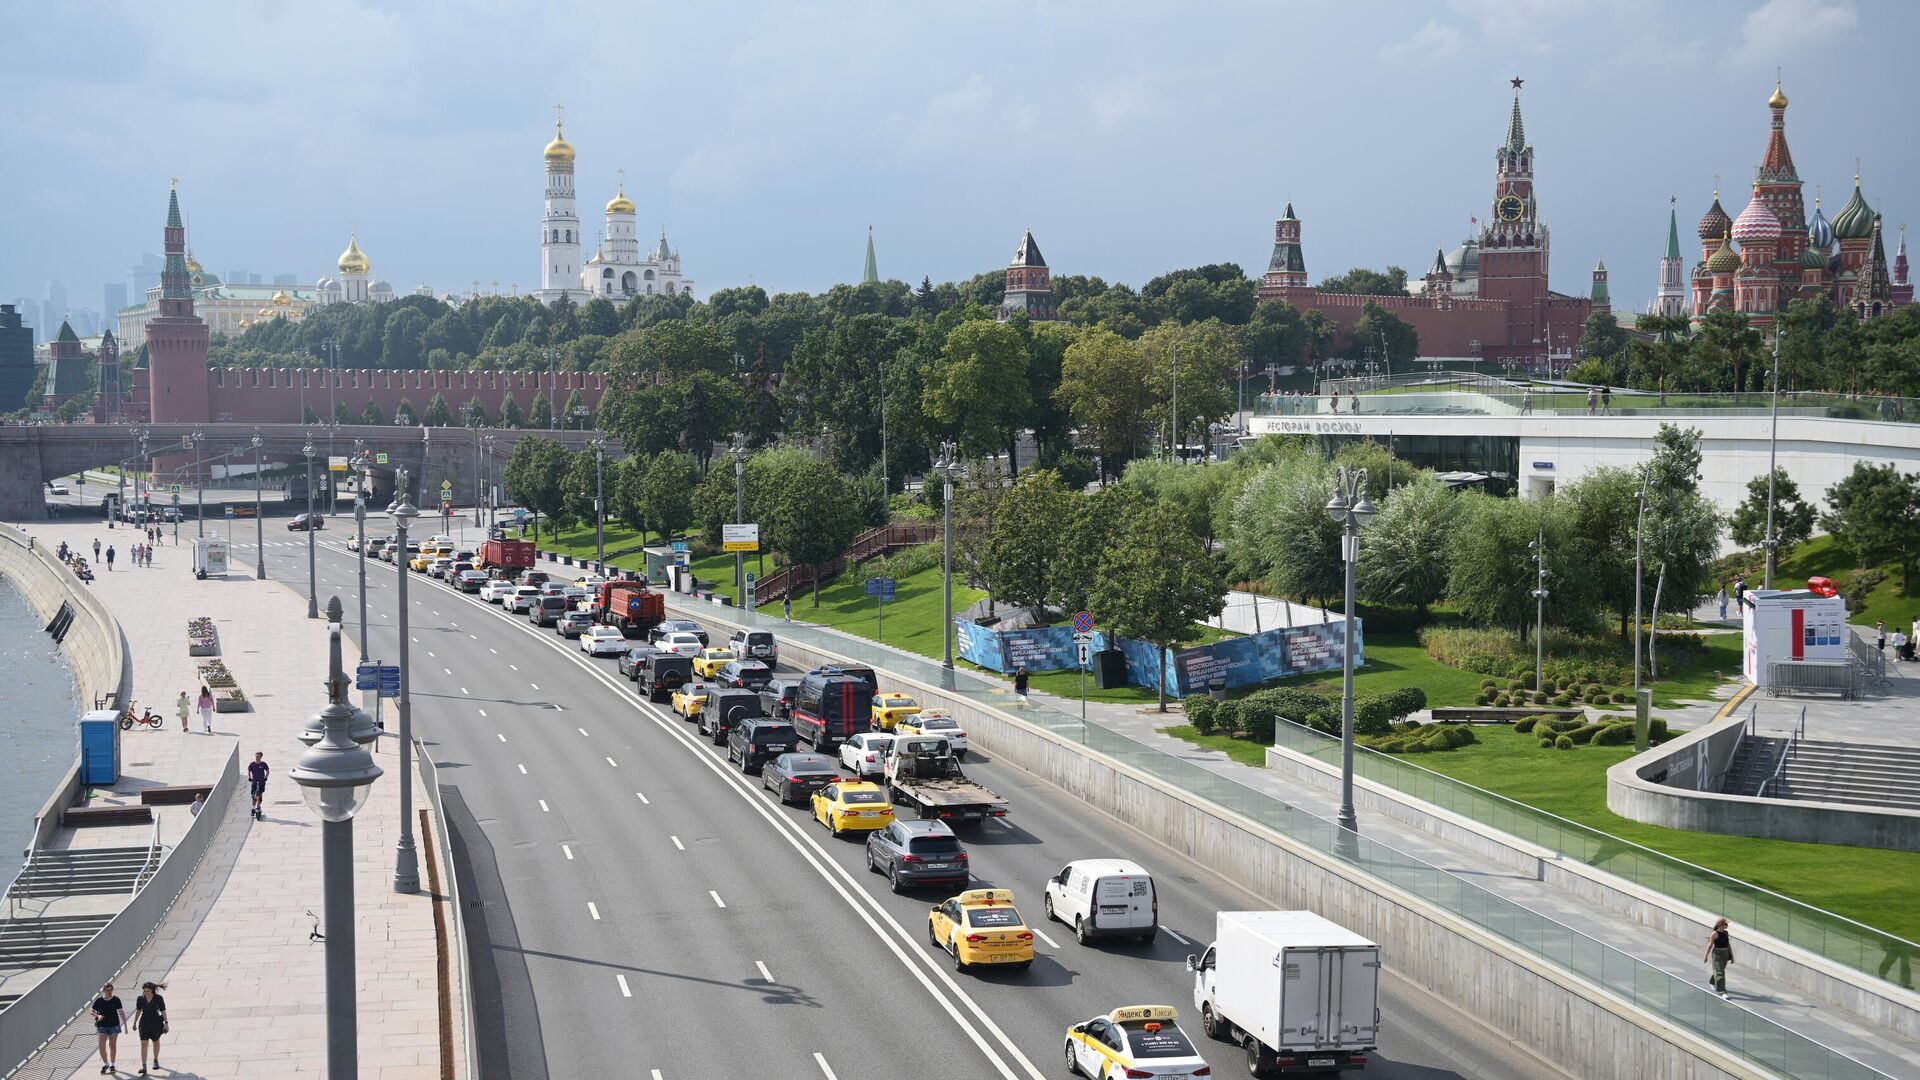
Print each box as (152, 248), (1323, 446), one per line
(766, 561), (983, 663)
(513, 524), (779, 605)
(1160, 725), (1270, 767)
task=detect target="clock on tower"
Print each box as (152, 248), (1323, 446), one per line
(1497, 195), (1525, 222)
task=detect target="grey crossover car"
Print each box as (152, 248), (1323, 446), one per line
(865, 819), (970, 893)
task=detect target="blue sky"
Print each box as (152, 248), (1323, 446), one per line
(1, 0), (1909, 320)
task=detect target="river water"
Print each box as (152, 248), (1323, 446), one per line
(0, 578), (82, 865)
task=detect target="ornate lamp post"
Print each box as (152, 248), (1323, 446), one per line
(933, 441), (965, 670)
(1324, 466), (1376, 834)
(191, 431), (205, 537)
(388, 471), (421, 894)
(304, 437), (319, 618)
(1763, 331), (1782, 588)
(252, 433), (266, 579)
(353, 442), (370, 664)
(731, 436), (748, 598)
(1529, 525), (1550, 693)
(589, 437), (607, 573)
(289, 597), (383, 1080)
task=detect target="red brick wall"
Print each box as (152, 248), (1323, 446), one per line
(204, 368), (610, 424)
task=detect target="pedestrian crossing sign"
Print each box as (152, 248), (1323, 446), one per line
(375, 453), (390, 465)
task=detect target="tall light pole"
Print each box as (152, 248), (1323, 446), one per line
(878, 359), (889, 497)
(482, 433), (498, 529)
(1324, 466), (1376, 834)
(1763, 331), (1782, 588)
(473, 432), (485, 527)
(304, 437), (319, 618)
(934, 441), (963, 670)
(731, 436), (747, 598)
(1633, 483), (1648, 694)
(252, 433), (265, 579)
(191, 431), (205, 537)
(389, 470), (421, 894)
(590, 437), (606, 573)
(353, 444), (370, 664)
(1170, 343), (1180, 463)
(1529, 525), (1549, 693)
(289, 596), (383, 1080)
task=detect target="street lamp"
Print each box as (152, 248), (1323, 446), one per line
(388, 470), (421, 894)
(252, 433), (265, 579)
(304, 437), (319, 618)
(1324, 466), (1376, 835)
(933, 441), (965, 670)
(353, 442), (370, 664)
(1529, 525), (1550, 693)
(289, 596), (383, 1080)
(473, 432), (485, 528)
(731, 436), (747, 598)
(191, 431), (205, 537)
(590, 437), (606, 574)
(1763, 331), (1782, 588)
(481, 433), (498, 529)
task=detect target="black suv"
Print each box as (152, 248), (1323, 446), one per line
(618, 645), (659, 681)
(762, 679), (799, 720)
(865, 820), (970, 893)
(715, 660), (774, 692)
(528, 594), (569, 627)
(698, 688), (763, 744)
(726, 719), (798, 774)
(640, 654), (694, 703)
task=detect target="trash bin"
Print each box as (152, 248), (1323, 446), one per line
(1208, 677), (1227, 700)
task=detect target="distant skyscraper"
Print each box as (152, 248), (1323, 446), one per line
(0, 304), (34, 409)
(102, 283), (127, 331)
(43, 280), (68, 324)
(128, 254), (162, 301)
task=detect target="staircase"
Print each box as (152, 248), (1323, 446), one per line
(5, 846), (153, 899)
(1722, 735), (1789, 797)
(0, 912), (114, 976)
(752, 523), (939, 604)
(1767, 741), (1920, 811)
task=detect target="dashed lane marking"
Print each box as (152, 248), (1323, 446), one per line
(562, 844), (574, 860)
(539, 800), (550, 812)
(670, 836), (684, 851)
(588, 902), (600, 920)
(709, 890), (726, 909)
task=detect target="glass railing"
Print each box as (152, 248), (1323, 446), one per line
(676, 596), (1897, 1080)
(1270, 719), (1919, 993)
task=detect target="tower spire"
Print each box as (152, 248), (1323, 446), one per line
(862, 225), (879, 285)
(1505, 76), (1527, 155)
(1665, 196), (1681, 259)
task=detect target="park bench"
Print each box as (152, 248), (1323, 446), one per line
(61, 805), (153, 828)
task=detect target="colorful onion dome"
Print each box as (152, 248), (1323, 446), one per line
(1807, 202), (1834, 251)
(337, 234), (369, 275)
(1698, 194), (1732, 241)
(1706, 234), (1741, 274)
(1768, 82), (1788, 109)
(1831, 178), (1875, 240)
(1732, 189), (1782, 244)
(1799, 243), (1829, 270)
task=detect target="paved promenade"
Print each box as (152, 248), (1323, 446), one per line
(12, 521), (461, 1079)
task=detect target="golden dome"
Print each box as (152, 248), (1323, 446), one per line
(1768, 82), (1788, 109)
(544, 122), (575, 165)
(185, 250), (203, 274)
(605, 186), (635, 215)
(272, 290), (292, 307)
(337, 234), (369, 275)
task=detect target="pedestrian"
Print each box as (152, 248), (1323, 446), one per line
(197, 685), (214, 733)
(90, 980), (126, 1074)
(783, 597), (792, 623)
(145, 545), (153, 567)
(105, 545), (115, 571)
(247, 751), (269, 820)
(1733, 578), (1746, 606)
(175, 690), (190, 733)
(1601, 385), (1613, 413)
(1521, 386), (1533, 414)
(1877, 620), (1887, 654)
(1704, 917), (1735, 998)
(93, 538), (101, 562)
(133, 981), (168, 1075)
(1893, 630), (1908, 661)
(1586, 386), (1598, 415)
(188, 793), (204, 817)
(1716, 586), (1728, 620)
(1013, 665), (1029, 700)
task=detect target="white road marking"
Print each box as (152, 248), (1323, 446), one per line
(1164, 928), (1190, 946)
(635, 791), (650, 805)
(755, 960), (774, 983)
(428, 651), (435, 658)
(497, 733), (506, 742)
(562, 844), (574, 860)
(709, 890), (726, 909)
(470, 634), (477, 639)
(490, 647), (498, 654)
(478, 709), (488, 717)
(606, 756), (619, 768)
(814, 1053), (839, 1080)
(1032, 927), (1060, 949)
(995, 817), (1014, 829)
(461, 687), (470, 695)
(588, 902), (600, 920)
(517, 763), (527, 774)
(670, 835), (684, 851)
(510, 664), (518, 670)
(411, 636), (419, 643)
(444, 668), (452, 675)
(650, 1071), (662, 1080)
(617, 974), (632, 997)
(578, 727), (589, 737)
(530, 681), (540, 690)
(553, 704), (565, 712)
(539, 800), (550, 812)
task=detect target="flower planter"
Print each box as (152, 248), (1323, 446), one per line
(188, 617), (219, 657)
(213, 689), (249, 713)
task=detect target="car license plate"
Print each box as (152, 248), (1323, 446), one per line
(1308, 1058), (1336, 1068)
(765, 744), (787, 752)
(923, 862), (953, 870)
(1100, 905), (1128, 914)
(988, 954), (1019, 963)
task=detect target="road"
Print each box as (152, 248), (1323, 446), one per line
(219, 519), (1567, 1080)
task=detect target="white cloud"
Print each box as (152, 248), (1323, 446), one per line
(1726, 0), (1858, 67)
(1382, 19), (1467, 63)
(1090, 75), (1162, 131)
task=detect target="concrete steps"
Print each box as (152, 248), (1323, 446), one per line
(1772, 741), (1920, 810)
(5, 846), (152, 899)
(1722, 735), (1787, 796)
(0, 913), (113, 972)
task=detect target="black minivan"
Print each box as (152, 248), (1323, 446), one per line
(528, 594), (569, 627)
(727, 719), (798, 774)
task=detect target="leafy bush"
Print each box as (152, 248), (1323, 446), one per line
(1554, 734), (1574, 750)
(1842, 567), (1886, 613)
(1591, 722), (1637, 746)
(1589, 692), (1611, 706)
(1480, 678), (1499, 690)
(1419, 625), (1630, 686)
(1514, 716), (1539, 734)
(1541, 678), (1558, 695)
(1235, 697), (1278, 743)
(1649, 717), (1670, 741)
(1185, 697), (1218, 736)
(1584, 683), (1603, 699)
(1476, 689), (1495, 705)
(1568, 723), (1604, 745)
(1551, 693), (1573, 708)
(1212, 700), (1244, 737)
(1539, 737), (1555, 749)
(1532, 691), (1551, 705)
(1508, 678), (1526, 691)
(864, 542), (944, 582)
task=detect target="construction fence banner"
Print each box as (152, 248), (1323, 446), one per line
(953, 618), (1361, 698)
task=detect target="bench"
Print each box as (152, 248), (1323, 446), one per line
(140, 784), (213, 806)
(1430, 706), (1586, 724)
(61, 805), (154, 828)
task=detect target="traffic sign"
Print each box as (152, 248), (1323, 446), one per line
(168, 483), (182, 494)
(864, 577), (897, 601)
(670, 540), (690, 554)
(1073, 631), (1093, 646)
(440, 480), (453, 491)
(375, 452), (390, 465)
(1077, 641), (1091, 667)
(357, 663), (402, 698)
(223, 506), (234, 519)
(721, 523), (760, 553)
(1072, 610), (1095, 634)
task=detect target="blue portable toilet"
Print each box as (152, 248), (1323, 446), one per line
(79, 709), (120, 786)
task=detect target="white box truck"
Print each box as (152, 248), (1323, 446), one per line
(1187, 911), (1380, 1077)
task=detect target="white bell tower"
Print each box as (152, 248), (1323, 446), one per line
(537, 105), (583, 302)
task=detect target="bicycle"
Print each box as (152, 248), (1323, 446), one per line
(120, 703), (164, 730)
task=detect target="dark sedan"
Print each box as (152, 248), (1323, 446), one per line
(287, 512), (324, 530)
(760, 752), (840, 806)
(649, 619), (708, 647)
(618, 646), (659, 681)
(715, 660), (774, 692)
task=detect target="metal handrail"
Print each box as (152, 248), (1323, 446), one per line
(1758, 706), (1809, 799)
(132, 812), (161, 896)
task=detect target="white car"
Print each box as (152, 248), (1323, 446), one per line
(657, 631), (704, 658)
(900, 712), (969, 759)
(506, 586), (540, 613)
(429, 557), (454, 579)
(839, 731), (896, 778)
(49, 481), (69, 495)
(575, 574), (607, 591)
(581, 626), (627, 656)
(480, 579), (516, 604)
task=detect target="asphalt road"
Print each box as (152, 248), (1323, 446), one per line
(223, 522), (1570, 1080)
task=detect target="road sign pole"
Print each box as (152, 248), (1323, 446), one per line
(876, 594), (883, 642)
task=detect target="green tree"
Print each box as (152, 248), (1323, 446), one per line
(1050, 484), (1148, 615)
(923, 318), (1031, 471)
(981, 471), (1072, 610)
(1647, 423), (1703, 496)
(335, 402), (355, 425)
(1087, 503), (1227, 712)
(639, 451), (698, 540)
(756, 451), (861, 605)
(463, 396), (490, 427)
(1317, 266), (1409, 295)
(742, 347), (784, 447)
(1120, 458), (1232, 551)
(1561, 466), (1648, 640)
(381, 308), (429, 367)
(361, 401), (385, 425)
(303, 405), (319, 424)
(1576, 309), (1628, 374)
(1823, 462), (1920, 591)
(1351, 302), (1419, 371)
(423, 393), (453, 427)
(563, 388), (588, 429)
(1229, 454), (1341, 605)
(1445, 493), (1589, 636)
(1729, 469), (1817, 554)
(502, 436), (570, 539)
(500, 393), (525, 429)
(529, 391), (553, 429)
(1056, 328), (1154, 478)
(1357, 478), (1460, 616)
(394, 397), (418, 425)
(1140, 319), (1241, 458)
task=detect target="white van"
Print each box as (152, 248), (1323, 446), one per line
(1042, 859), (1157, 944)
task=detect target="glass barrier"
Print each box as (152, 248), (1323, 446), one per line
(703, 602), (1895, 1079)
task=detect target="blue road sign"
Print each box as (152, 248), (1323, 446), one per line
(1072, 610), (1096, 634)
(670, 540), (690, 553)
(864, 577), (897, 601)
(357, 663), (402, 693)
(223, 506), (235, 519)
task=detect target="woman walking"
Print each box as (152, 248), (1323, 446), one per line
(134, 981), (168, 1075)
(90, 981), (127, 1074)
(1704, 917), (1735, 998)
(175, 690), (190, 733)
(196, 685), (214, 734)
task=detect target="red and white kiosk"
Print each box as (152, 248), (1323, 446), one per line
(1741, 579), (1849, 688)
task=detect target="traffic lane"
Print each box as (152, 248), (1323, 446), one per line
(293, 545), (1022, 1080)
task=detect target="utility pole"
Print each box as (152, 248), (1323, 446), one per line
(192, 431), (205, 537)
(731, 436), (747, 599)
(879, 358), (889, 497)
(1763, 331), (1782, 588)
(389, 469), (420, 895)
(1170, 343), (1179, 463)
(304, 437), (319, 618)
(935, 441), (962, 670)
(1530, 525), (1549, 693)
(591, 438), (606, 573)
(252, 433), (265, 579)
(1324, 467), (1376, 835)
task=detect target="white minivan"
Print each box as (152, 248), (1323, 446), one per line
(1043, 859), (1158, 945)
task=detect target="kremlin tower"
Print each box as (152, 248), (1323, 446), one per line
(144, 183), (211, 424)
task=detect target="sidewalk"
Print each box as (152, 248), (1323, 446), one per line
(693, 586), (1920, 1077)
(12, 522), (461, 1079)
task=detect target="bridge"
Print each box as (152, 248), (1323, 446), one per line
(0, 423), (615, 520)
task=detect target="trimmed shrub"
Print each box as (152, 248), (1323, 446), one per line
(1443, 724), (1476, 747)
(1216, 700), (1248, 737)
(1540, 678), (1557, 695)
(1592, 722), (1637, 746)
(1185, 697), (1219, 735)
(1551, 693), (1573, 708)
(1480, 678), (1499, 690)
(1492, 693), (1510, 707)
(1404, 739), (1430, 753)
(1476, 689), (1495, 705)
(1584, 683), (1604, 699)
(1508, 678), (1525, 691)
(1539, 737), (1556, 749)
(1568, 723), (1604, 745)
(1554, 734), (1574, 750)
(1421, 731), (1454, 752)
(1649, 717), (1670, 741)
(1532, 691), (1551, 705)
(1234, 697), (1276, 743)
(1514, 716), (1539, 734)
(1589, 692), (1611, 706)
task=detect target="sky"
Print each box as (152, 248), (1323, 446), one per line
(1, 0), (1912, 323)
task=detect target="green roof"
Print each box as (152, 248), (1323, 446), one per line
(47, 355), (92, 397)
(862, 226), (879, 285)
(1665, 205), (1682, 260)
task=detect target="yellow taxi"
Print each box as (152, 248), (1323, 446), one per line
(1064, 1006), (1210, 1079)
(691, 647), (737, 680)
(670, 684), (711, 719)
(872, 691), (923, 731)
(810, 780), (895, 837)
(408, 551), (437, 572)
(928, 888), (1034, 972)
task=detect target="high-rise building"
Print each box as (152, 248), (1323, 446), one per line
(0, 304), (34, 410)
(102, 283), (127, 332)
(537, 115), (585, 301)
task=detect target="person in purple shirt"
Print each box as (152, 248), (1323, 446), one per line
(247, 753), (269, 820)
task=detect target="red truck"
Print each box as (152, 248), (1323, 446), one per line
(478, 538), (535, 574)
(595, 578), (665, 638)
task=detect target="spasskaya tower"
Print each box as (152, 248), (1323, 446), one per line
(1477, 77), (1552, 363)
